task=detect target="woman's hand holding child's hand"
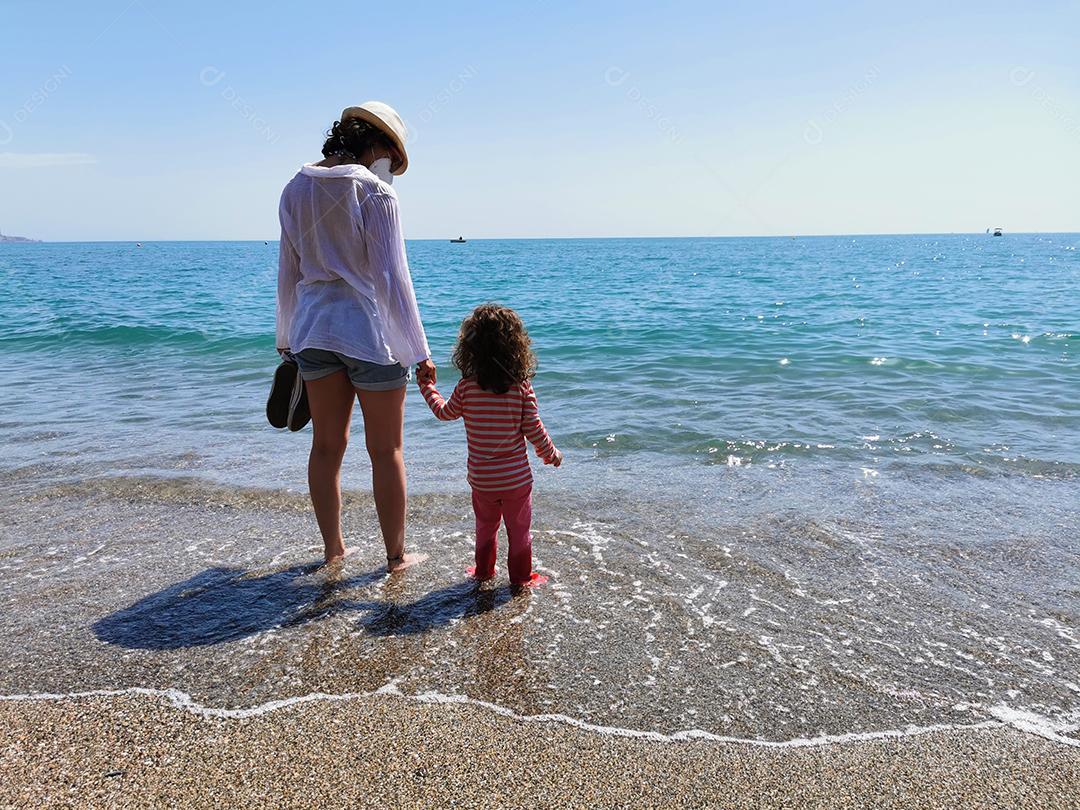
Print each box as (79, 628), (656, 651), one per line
(416, 359), (437, 386)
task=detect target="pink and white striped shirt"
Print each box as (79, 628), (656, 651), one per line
(421, 378), (558, 492)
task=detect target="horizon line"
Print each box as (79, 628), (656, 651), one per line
(5, 230), (1079, 244)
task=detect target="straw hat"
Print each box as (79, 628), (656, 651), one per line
(340, 101), (409, 175)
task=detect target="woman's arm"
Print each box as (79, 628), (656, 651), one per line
(360, 190), (432, 368)
(420, 379), (464, 421)
(276, 226), (301, 353)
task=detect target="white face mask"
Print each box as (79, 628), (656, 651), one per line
(368, 156), (394, 185)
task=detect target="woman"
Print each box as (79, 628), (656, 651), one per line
(276, 101), (435, 570)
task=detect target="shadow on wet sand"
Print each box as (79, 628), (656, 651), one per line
(92, 563), (519, 649)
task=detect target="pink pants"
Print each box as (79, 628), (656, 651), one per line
(471, 483), (533, 585)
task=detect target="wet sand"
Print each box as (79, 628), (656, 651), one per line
(2, 475), (1079, 808)
(5, 473), (1080, 746)
(1, 693), (1077, 809)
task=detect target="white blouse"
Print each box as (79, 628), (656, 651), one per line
(276, 163), (431, 368)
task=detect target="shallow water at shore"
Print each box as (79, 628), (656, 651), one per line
(1, 466), (1077, 743)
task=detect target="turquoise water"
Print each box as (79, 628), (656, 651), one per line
(1, 235), (1079, 741)
(1, 235), (1077, 486)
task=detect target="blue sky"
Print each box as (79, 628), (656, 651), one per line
(1, 0), (1078, 240)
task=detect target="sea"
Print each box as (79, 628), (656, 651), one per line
(1, 234), (1078, 745)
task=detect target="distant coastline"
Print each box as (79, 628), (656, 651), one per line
(0, 231), (41, 243)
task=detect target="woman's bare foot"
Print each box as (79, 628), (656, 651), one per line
(387, 552), (428, 573)
(323, 542), (351, 565)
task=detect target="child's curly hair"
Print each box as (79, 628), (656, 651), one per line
(452, 304), (537, 394)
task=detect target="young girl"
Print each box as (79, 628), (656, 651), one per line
(419, 304), (562, 587)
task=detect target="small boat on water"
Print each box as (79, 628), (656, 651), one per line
(987, 227), (1003, 237)
(450, 236), (466, 243)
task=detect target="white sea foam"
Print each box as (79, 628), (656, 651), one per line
(0, 685), (1037, 749)
(988, 705), (1080, 748)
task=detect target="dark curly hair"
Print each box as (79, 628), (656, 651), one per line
(452, 304), (537, 394)
(321, 118), (398, 162)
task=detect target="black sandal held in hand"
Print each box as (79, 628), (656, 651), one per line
(286, 368), (310, 432)
(266, 359), (311, 431)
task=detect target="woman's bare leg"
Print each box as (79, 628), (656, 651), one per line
(305, 371), (355, 563)
(356, 386), (426, 571)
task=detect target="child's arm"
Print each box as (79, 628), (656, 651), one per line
(420, 379), (464, 421)
(521, 382), (562, 466)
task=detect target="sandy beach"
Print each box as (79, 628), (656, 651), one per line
(1, 470), (1079, 808)
(2, 691), (1078, 808)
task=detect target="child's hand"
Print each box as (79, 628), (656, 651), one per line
(546, 449), (563, 467)
(416, 359), (437, 386)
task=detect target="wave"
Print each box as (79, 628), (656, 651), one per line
(0, 323), (271, 352)
(8, 471), (468, 513)
(1, 685), (1076, 749)
(569, 429), (1080, 480)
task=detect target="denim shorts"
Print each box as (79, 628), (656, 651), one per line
(293, 348), (409, 391)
